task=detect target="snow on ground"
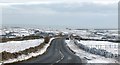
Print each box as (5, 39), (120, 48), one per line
(65, 40), (118, 63)
(77, 40), (119, 54)
(0, 39), (44, 53)
(2, 38), (55, 64)
(62, 29), (119, 40)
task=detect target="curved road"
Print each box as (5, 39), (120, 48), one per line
(5, 38), (83, 65)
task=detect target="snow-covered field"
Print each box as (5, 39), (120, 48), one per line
(78, 40), (119, 54)
(0, 39), (44, 53)
(62, 29), (119, 40)
(1, 38), (55, 64)
(65, 40), (119, 63)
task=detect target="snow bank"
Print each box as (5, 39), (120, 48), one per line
(65, 40), (119, 63)
(2, 38), (54, 64)
(0, 39), (44, 53)
(78, 40), (119, 54)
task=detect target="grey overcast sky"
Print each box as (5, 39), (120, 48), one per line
(0, 0), (119, 28)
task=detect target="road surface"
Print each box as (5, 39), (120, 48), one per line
(5, 38), (83, 65)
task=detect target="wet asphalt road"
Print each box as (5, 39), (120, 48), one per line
(5, 38), (82, 65)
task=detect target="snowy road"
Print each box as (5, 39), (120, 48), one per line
(5, 38), (82, 65)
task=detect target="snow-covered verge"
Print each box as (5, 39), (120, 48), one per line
(0, 39), (44, 53)
(0, 38), (55, 64)
(65, 40), (119, 63)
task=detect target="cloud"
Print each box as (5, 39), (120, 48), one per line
(2, 2), (117, 15)
(0, 0), (119, 3)
(1, 0), (118, 28)
(0, 0), (118, 12)
(0, 0), (119, 5)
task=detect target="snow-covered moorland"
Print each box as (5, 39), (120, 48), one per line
(0, 39), (44, 53)
(0, 27), (119, 64)
(62, 29), (119, 41)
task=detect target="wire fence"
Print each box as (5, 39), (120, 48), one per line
(85, 45), (119, 49)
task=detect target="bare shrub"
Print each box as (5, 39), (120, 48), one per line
(44, 36), (50, 43)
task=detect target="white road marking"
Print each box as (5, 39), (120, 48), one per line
(56, 50), (64, 63)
